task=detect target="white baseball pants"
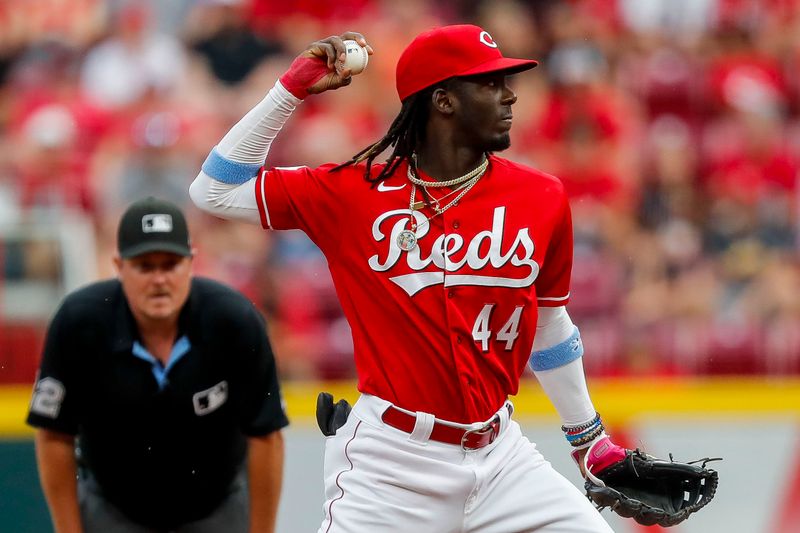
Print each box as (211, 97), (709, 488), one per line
(317, 394), (614, 533)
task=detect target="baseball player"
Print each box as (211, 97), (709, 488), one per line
(27, 197), (288, 533)
(190, 26), (621, 532)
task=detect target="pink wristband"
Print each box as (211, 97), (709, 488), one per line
(279, 56), (330, 99)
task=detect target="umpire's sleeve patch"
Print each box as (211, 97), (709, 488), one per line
(29, 377), (66, 419)
(193, 380), (229, 416)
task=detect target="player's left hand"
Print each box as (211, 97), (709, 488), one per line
(576, 435), (720, 527)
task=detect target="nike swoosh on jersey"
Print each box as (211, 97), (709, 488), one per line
(377, 182), (407, 192)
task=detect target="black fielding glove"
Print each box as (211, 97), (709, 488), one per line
(579, 436), (721, 527)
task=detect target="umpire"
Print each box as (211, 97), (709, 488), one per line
(27, 197), (289, 533)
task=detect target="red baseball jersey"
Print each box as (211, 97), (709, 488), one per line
(254, 155), (573, 422)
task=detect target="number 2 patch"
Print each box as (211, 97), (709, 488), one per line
(30, 377), (66, 419)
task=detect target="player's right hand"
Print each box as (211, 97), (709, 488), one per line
(279, 32), (373, 99)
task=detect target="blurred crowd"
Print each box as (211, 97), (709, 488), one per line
(1, 0), (799, 381)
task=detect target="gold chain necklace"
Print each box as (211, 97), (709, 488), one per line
(412, 179), (473, 211)
(406, 154), (488, 188)
(396, 156), (489, 252)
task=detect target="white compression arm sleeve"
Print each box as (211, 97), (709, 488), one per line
(214, 80), (300, 162)
(188, 173), (262, 223)
(188, 80), (301, 224)
(531, 307), (597, 426)
(532, 306), (575, 352)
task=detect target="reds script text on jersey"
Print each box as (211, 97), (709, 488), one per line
(255, 155), (572, 423)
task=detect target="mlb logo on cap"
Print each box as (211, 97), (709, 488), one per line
(142, 214), (174, 233)
(117, 197), (192, 259)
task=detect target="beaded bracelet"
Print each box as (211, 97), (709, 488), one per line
(564, 424), (602, 442)
(561, 413), (601, 434)
(562, 413), (605, 447)
(563, 417), (601, 437)
(566, 426), (605, 447)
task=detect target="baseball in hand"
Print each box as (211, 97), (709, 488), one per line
(341, 40), (369, 75)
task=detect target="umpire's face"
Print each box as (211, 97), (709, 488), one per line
(114, 251), (193, 325)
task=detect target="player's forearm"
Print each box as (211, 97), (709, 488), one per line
(247, 431), (285, 533)
(533, 357), (597, 425)
(214, 80), (301, 165)
(530, 307), (597, 426)
(34, 429), (83, 533)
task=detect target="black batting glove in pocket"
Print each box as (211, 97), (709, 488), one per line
(316, 392), (352, 436)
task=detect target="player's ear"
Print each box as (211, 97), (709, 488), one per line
(431, 87), (454, 115)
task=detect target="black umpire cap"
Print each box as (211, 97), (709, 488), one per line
(117, 197), (192, 259)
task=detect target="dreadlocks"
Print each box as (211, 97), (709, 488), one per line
(333, 86), (438, 184)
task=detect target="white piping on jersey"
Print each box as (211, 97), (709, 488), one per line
(258, 166), (309, 229)
(259, 169), (273, 229)
(537, 294), (570, 301)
